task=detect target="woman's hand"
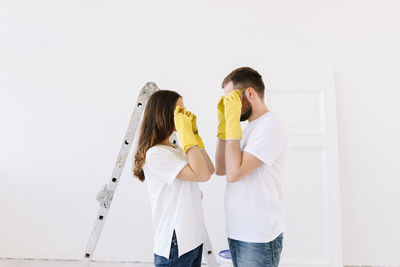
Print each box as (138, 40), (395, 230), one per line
(174, 106), (197, 154)
(185, 110), (205, 150)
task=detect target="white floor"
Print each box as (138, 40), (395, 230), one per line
(0, 259), (153, 267)
(0, 259), (392, 267)
(0, 259), (232, 267)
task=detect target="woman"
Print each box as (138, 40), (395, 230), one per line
(133, 90), (214, 267)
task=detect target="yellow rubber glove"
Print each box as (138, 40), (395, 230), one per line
(217, 96), (226, 140)
(174, 106), (198, 154)
(223, 90), (242, 139)
(185, 110), (205, 150)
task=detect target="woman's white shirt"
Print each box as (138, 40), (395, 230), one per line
(143, 144), (207, 258)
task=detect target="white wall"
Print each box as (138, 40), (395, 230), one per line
(1, 0), (400, 266)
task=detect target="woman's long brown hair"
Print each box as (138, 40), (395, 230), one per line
(133, 90), (182, 181)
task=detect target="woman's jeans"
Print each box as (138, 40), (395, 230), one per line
(228, 233), (284, 267)
(154, 231), (203, 267)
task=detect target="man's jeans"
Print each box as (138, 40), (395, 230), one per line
(228, 233), (283, 267)
(154, 231), (203, 267)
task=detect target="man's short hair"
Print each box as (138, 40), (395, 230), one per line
(222, 67), (265, 98)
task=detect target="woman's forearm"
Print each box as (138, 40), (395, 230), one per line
(201, 149), (215, 175)
(186, 146), (211, 180)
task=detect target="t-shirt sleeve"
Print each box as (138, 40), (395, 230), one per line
(243, 117), (287, 167)
(146, 147), (188, 185)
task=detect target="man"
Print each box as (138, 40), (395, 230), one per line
(215, 67), (289, 267)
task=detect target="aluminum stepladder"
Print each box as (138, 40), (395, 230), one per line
(81, 82), (218, 267)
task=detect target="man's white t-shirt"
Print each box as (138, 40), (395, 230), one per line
(225, 111), (289, 243)
(143, 144), (207, 258)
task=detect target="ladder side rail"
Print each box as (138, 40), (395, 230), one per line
(81, 82), (160, 266)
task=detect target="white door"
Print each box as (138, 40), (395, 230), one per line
(264, 68), (343, 267)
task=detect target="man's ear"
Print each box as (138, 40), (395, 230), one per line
(246, 87), (257, 99)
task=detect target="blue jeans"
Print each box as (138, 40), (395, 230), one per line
(154, 231), (203, 267)
(228, 233), (283, 267)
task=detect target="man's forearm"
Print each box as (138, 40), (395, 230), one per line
(215, 139), (226, 175)
(225, 140), (242, 182)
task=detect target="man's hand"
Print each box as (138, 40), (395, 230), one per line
(223, 90), (242, 139)
(217, 96), (226, 140)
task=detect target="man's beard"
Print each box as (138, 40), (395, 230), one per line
(240, 95), (252, 121)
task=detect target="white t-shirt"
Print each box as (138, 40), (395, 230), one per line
(225, 111), (289, 243)
(143, 144), (207, 258)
